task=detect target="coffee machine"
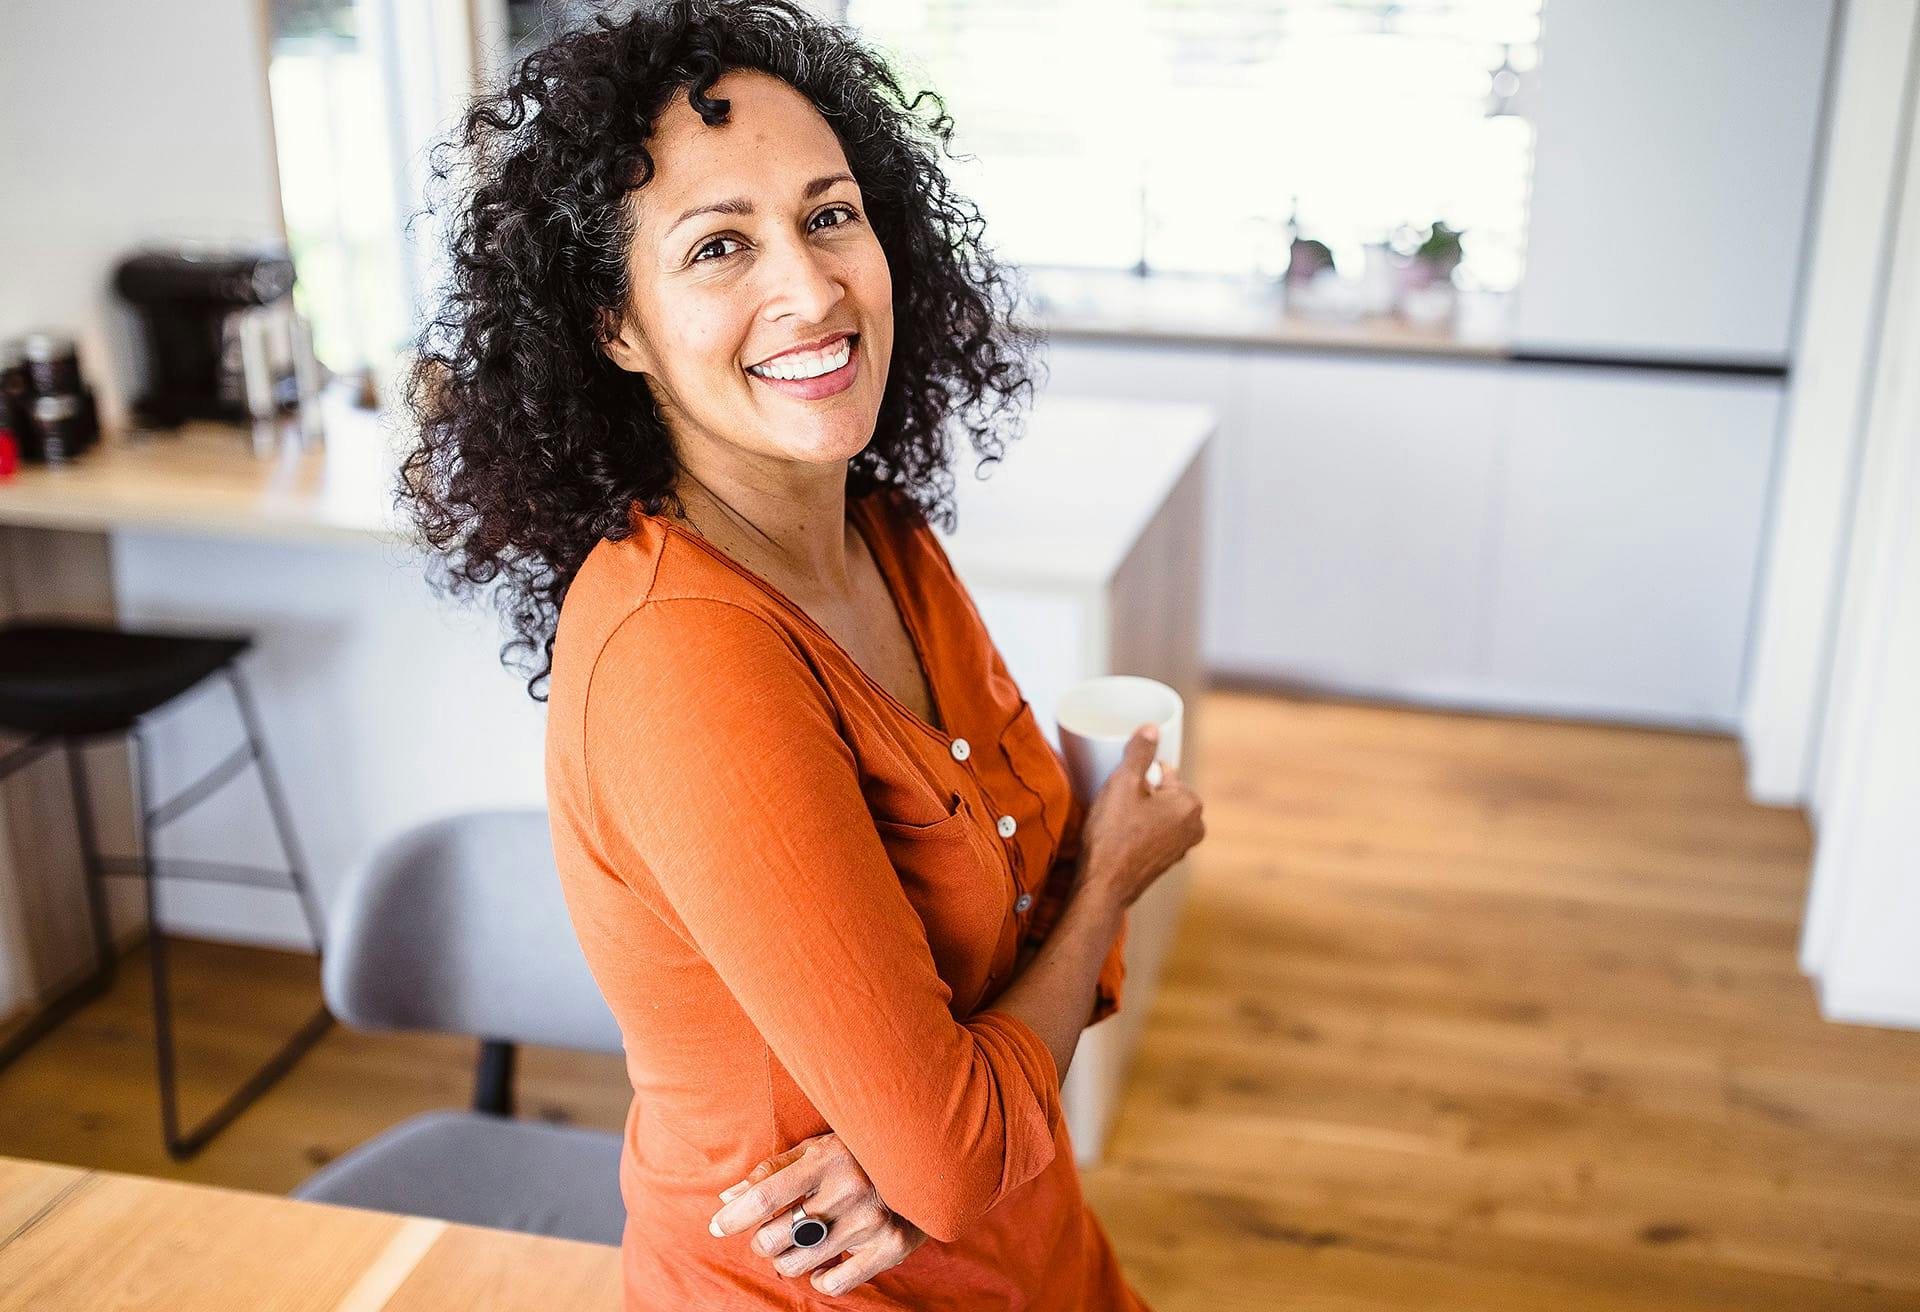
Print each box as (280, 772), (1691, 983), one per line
(114, 244), (324, 448)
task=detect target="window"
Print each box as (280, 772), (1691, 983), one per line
(267, 0), (411, 379)
(845, 0), (1542, 292)
(268, 0), (483, 387)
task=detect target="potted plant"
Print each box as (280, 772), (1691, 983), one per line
(1410, 220), (1464, 287)
(1395, 220), (1464, 326)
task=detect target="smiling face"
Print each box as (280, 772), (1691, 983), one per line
(604, 69), (894, 475)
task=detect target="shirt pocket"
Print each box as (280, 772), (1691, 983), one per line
(874, 790), (1004, 1016)
(993, 698), (1077, 863)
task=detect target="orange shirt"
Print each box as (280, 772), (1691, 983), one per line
(544, 486), (1146, 1310)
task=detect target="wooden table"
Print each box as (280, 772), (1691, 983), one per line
(0, 1154), (619, 1310)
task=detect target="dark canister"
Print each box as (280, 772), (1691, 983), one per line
(23, 332), (82, 396)
(0, 338), (28, 396)
(31, 393), (82, 464)
(76, 383), (101, 453)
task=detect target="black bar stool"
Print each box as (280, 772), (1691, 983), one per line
(0, 618), (333, 1159)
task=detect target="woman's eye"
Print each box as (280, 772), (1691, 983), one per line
(691, 235), (742, 264)
(811, 204), (859, 231)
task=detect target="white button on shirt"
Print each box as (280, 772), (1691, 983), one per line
(950, 737), (970, 761)
(997, 814), (1018, 839)
(1013, 893), (1034, 913)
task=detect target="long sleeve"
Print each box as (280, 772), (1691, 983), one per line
(580, 597), (1063, 1244)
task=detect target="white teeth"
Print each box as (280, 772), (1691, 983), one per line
(748, 337), (852, 381)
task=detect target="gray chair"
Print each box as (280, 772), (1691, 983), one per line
(292, 808), (627, 1245)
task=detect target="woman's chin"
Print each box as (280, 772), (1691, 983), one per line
(751, 407), (887, 466)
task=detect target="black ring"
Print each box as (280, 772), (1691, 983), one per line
(791, 1208), (829, 1248)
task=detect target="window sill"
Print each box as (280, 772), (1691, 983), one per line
(1016, 267), (1512, 362)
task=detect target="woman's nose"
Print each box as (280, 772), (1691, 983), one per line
(759, 236), (846, 324)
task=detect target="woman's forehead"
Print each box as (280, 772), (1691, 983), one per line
(638, 81), (852, 233)
(649, 71), (840, 173)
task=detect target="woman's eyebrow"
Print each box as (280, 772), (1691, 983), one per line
(665, 172), (857, 237)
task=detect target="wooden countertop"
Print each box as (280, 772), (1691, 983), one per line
(0, 383), (1215, 589)
(0, 1154), (619, 1310)
(0, 387), (407, 546)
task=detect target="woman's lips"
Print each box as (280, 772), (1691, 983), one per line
(745, 336), (860, 401)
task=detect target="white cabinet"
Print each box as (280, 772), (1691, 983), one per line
(1487, 369), (1783, 724)
(1218, 353), (1509, 701)
(1039, 338), (1784, 728)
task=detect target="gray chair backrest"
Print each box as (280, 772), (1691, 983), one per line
(322, 808), (624, 1055)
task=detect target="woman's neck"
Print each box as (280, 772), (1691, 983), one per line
(668, 461), (855, 598)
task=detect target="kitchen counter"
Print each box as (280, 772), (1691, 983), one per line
(0, 388), (404, 543)
(0, 384), (1212, 586)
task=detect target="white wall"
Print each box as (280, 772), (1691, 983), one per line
(1743, 0), (1920, 808)
(1516, 0), (1834, 362)
(0, 0), (286, 430)
(1796, 79), (1920, 1024)
(113, 531), (550, 948)
(1739, 0), (1920, 1027)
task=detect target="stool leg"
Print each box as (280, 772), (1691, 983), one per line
(0, 737), (119, 1073)
(133, 726), (184, 1148)
(65, 738), (120, 990)
(222, 666), (328, 951)
(131, 724), (335, 1161)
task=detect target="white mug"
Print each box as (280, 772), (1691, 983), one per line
(1054, 675), (1184, 807)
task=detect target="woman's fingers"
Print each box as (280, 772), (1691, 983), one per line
(748, 1211), (797, 1260)
(709, 1151), (821, 1237)
(808, 1224), (922, 1297)
(708, 1129), (929, 1298)
(747, 1171), (885, 1257)
(711, 1128), (927, 1298)
(719, 1150), (787, 1205)
(769, 1201), (893, 1278)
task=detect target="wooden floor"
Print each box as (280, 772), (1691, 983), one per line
(3, 688), (1918, 1309)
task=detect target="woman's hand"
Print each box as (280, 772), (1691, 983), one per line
(707, 1130), (927, 1298)
(1075, 724), (1206, 912)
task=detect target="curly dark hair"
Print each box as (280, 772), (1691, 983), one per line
(396, 0), (1045, 701)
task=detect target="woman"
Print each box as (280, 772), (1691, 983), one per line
(398, 2), (1205, 1306)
